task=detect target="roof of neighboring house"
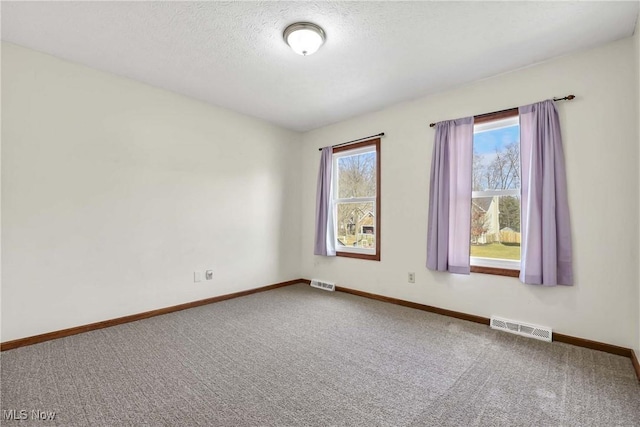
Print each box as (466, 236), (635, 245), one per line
(472, 198), (493, 212)
(346, 210), (375, 223)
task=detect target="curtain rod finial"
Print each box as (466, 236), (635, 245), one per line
(553, 94), (575, 101)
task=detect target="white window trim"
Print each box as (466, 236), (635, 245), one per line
(474, 116), (519, 133)
(470, 257), (520, 270)
(337, 245), (375, 255)
(472, 189), (519, 198)
(334, 200), (377, 255)
(470, 191), (521, 270)
(471, 117), (521, 271)
(332, 145), (377, 256)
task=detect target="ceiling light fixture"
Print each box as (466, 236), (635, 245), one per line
(283, 22), (326, 56)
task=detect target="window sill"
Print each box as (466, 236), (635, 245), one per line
(336, 251), (380, 261)
(470, 265), (520, 277)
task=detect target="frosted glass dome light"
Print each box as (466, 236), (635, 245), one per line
(284, 22), (326, 56)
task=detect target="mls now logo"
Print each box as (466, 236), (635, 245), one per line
(2, 409), (56, 421)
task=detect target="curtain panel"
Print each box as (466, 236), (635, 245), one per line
(519, 100), (574, 285)
(427, 117), (474, 274)
(314, 147), (336, 256)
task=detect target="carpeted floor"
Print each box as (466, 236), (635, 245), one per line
(1, 283), (639, 426)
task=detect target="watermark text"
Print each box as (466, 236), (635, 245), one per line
(2, 409), (57, 421)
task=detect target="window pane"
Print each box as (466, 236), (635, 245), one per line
(337, 151), (376, 198)
(470, 195), (520, 261)
(336, 202), (376, 249)
(473, 123), (520, 191)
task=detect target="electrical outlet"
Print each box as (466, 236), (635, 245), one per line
(194, 272), (202, 282)
(408, 272), (415, 283)
(205, 270), (213, 280)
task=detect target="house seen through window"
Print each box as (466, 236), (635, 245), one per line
(470, 113), (521, 271)
(333, 139), (380, 261)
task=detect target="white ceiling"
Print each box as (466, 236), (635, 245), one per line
(2, 1), (638, 132)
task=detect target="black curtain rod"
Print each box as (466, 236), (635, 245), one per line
(319, 133), (385, 151)
(428, 95), (576, 128)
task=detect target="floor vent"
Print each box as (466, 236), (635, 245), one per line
(490, 316), (552, 342)
(310, 279), (335, 292)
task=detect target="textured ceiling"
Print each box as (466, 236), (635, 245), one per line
(2, 1), (639, 132)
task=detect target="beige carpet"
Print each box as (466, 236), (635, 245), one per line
(2, 283), (639, 426)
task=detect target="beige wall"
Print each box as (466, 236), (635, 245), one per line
(3, 35), (639, 351)
(635, 21), (640, 355)
(301, 37), (639, 350)
(1, 43), (302, 341)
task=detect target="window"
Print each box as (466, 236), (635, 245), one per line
(470, 110), (520, 276)
(427, 99), (572, 284)
(333, 139), (380, 260)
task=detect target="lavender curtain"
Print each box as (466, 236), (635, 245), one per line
(314, 147), (336, 256)
(519, 100), (573, 285)
(427, 117), (474, 274)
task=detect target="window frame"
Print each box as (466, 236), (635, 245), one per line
(469, 109), (521, 277)
(332, 138), (381, 261)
